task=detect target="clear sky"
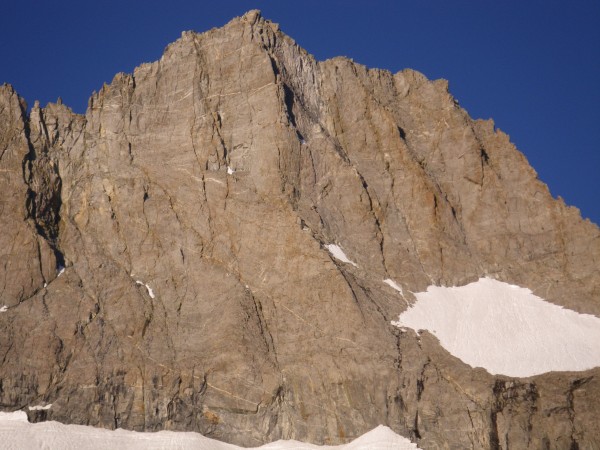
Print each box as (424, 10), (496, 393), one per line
(2, 1), (599, 224)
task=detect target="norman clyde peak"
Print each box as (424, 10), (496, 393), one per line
(1, 11), (599, 449)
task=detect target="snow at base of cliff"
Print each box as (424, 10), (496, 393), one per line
(392, 277), (600, 377)
(0, 412), (419, 450)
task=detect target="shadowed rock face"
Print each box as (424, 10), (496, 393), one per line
(1, 10), (599, 448)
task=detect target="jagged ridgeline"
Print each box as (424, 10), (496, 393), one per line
(1, 10), (599, 448)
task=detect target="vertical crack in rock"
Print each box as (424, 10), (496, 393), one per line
(21, 103), (65, 273)
(490, 379), (540, 449)
(566, 376), (592, 450)
(249, 291), (279, 368)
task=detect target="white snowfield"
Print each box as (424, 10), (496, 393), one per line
(0, 411), (419, 450)
(392, 277), (600, 377)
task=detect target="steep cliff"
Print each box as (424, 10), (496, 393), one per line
(1, 10), (599, 449)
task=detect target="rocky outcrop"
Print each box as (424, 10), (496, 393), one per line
(1, 10), (599, 449)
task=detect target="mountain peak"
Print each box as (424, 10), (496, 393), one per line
(1, 11), (599, 449)
(242, 9), (262, 23)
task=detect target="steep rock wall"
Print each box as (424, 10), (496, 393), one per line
(1, 10), (599, 449)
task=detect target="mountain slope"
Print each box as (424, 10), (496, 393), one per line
(1, 10), (599, 448)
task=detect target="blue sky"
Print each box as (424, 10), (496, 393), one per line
(2, 1), (599, 224)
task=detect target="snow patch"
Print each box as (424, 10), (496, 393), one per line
(57, 267), (65, 277)
(0, 411), (28, 422)
(392, 277), (600, 377)
(383, 278), (404, 295)
(28, 404), (52, 411)
(342, 425), (420, 449)
(325, 244), (358, 267)
(0, 306), (7, 313)
(0, 414), (420, 449)
(260, 424), (418, 449)
(136, 281), (155, 299)
(227, 166), (234, 175)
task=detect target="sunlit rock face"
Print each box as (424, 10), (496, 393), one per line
(1, 9), (599, 449)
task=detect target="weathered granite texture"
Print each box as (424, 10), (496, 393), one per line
(1, 10), (599, 449)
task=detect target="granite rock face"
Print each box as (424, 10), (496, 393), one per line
(1, 10), (599, 449)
